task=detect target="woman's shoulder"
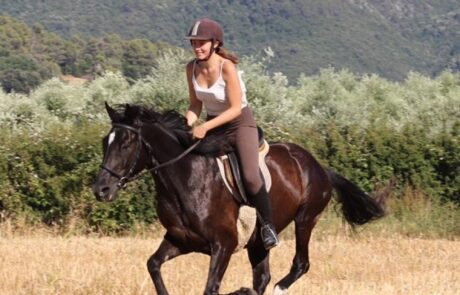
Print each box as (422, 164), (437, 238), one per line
(221, 58), (237, 74)
(186, 59), (196, 69)
(186, 59), (196, 77)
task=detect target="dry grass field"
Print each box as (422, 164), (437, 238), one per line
(0, 229), (458, 295)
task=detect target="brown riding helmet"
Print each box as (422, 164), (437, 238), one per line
(186, 18), (224, 47)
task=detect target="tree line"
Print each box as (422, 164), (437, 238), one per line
(2, 0), (459, 82)
(0, 15), (175, 93)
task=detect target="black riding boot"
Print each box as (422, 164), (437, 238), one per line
(248, 186), (279, 250)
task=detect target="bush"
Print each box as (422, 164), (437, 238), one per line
(297, 121), (459, 202)
(0, 53), (459, 234)
(0, 121), (157, 233)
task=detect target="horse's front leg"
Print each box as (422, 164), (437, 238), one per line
(247, 244), (271, 295)
(204, 239), (237, 295)
(147, 236), (187, 295)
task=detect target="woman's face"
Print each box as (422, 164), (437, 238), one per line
(191, 39), (215, 60)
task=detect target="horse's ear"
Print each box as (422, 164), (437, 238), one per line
(105, 101), (118, 122)
(124, 103), (131, 117)
(124, 103), (137, 121)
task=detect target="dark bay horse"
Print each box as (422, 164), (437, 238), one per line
(92, 103), (386, 295)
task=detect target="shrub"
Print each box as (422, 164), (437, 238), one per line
(0, 53), (458, 234)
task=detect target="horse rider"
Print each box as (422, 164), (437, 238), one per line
(184, 18), (279, 250)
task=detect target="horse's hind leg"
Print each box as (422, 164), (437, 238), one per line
(147, 237), (186, 295)
(273, 211), (321, 294)
(247, 244), (271, 295)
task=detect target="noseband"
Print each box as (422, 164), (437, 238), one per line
(100, 123), (201, 189)
(100, 123), (145, 188)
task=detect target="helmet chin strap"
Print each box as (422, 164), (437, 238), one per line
(196, 40), (216, 62)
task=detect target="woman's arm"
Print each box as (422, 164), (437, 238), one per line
(193, 61), (242, 138)
(185, 61), (202, 126)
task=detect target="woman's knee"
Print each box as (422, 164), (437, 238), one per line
(243, 173), (263, 195)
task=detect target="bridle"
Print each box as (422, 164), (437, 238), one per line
(100, 123), (201, 189)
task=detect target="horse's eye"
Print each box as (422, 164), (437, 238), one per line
(121, 144), (130, 150)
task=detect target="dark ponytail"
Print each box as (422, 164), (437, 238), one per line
(216, 47), (239, 64)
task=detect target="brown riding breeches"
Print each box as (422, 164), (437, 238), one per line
(207, 107), (263, 195)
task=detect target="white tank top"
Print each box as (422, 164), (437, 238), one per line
(192, 60), (248, 116)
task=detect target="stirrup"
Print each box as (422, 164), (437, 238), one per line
(261, 223), (279, 250)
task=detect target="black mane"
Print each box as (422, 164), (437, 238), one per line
(113, 104), (233, 155)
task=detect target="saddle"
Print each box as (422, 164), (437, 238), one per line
(216, 127), (272, 205)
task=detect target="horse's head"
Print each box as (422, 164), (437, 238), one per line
(92, 102), (233, 202)
(92, 102), (150, 202)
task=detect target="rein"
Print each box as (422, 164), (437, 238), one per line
(101, 123), (201, 188)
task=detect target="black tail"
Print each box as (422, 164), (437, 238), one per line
(327, 169), (385, 227)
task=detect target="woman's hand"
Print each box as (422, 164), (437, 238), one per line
(192, 124), (208, 139)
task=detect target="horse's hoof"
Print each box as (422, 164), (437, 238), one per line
(273, 285), (288, 295)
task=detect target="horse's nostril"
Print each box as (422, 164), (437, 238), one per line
(93, 184), (111, 199)
(100, 186), (110, 197)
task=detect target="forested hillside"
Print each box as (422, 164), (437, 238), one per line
(0, 0), (459, 81)
(0, 16), (177, 93)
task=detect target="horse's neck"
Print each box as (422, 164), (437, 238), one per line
(152, 154), (216, 218)
(144, 126), (222, 219)
(144, 124), (185, 164)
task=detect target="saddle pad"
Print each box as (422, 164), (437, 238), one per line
(216, 140), (271, 196)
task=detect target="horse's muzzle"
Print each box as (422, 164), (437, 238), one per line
(92, 182), (119, 202)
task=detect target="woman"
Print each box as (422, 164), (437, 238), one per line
(185, 18), (278, 250)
